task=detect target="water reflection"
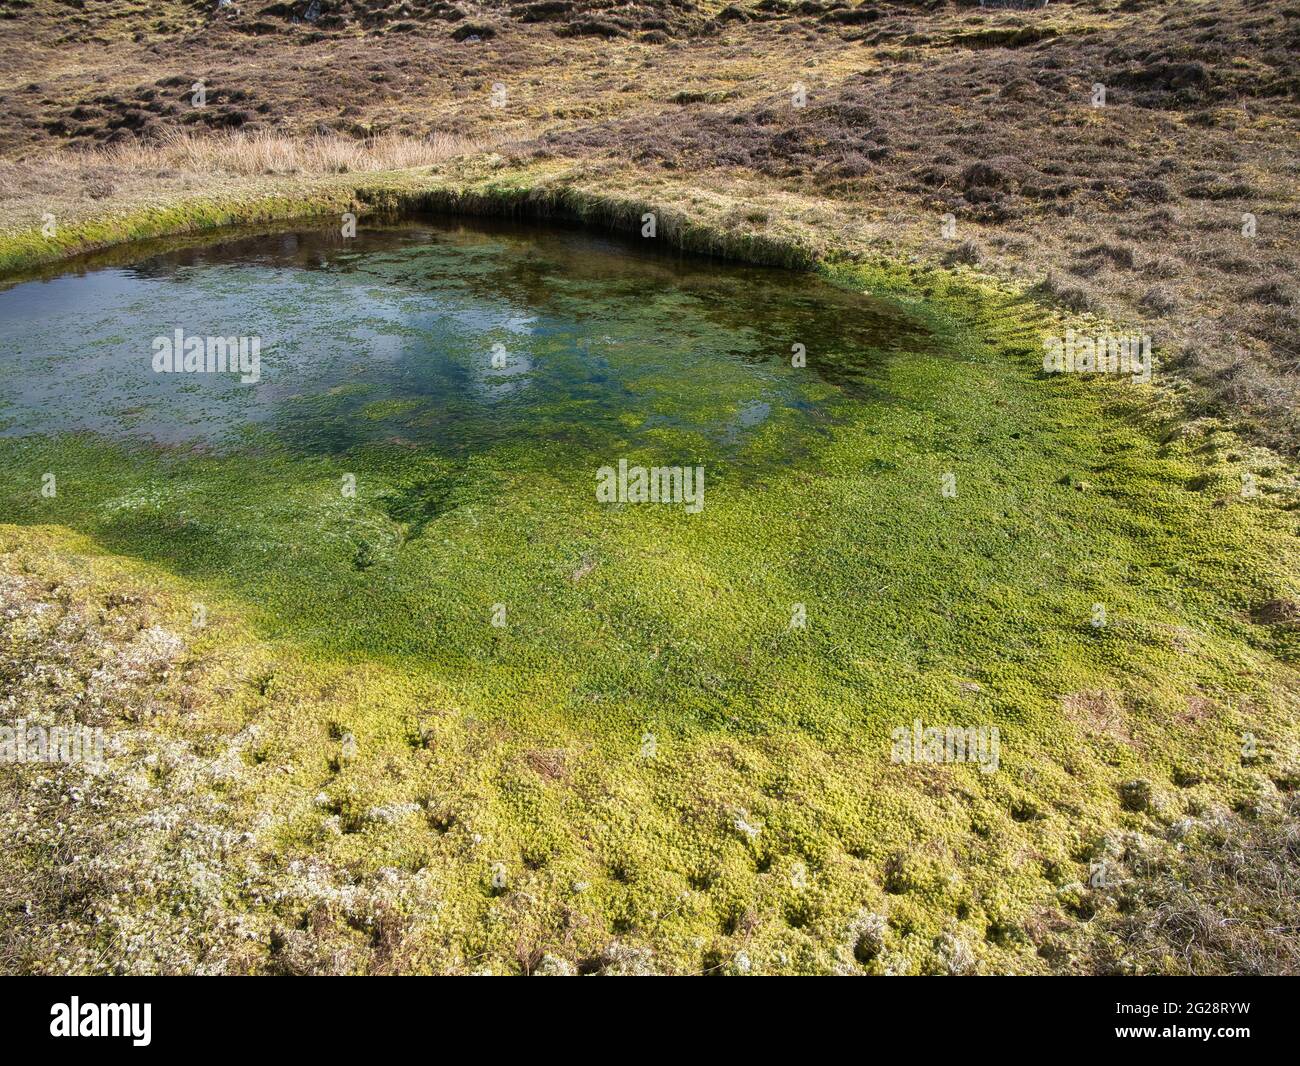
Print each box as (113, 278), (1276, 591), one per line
(0, 217), (935, 462)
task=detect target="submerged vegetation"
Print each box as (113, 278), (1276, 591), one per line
(0, 0), (1298, 975)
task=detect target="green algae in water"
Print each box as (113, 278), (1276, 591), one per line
(0, 217), (943, 680)
(0, 218), (928, 464)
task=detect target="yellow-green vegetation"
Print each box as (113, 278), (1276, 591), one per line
(2, 167), (1298, 973)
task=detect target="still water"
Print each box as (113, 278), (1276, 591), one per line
(0, 217), (933, 463)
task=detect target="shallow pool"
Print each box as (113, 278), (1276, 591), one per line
(0, 217), (933, 464)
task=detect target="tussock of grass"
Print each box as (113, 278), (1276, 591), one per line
(25, 128), (481, 179)
(1078, 797), (1300, 975)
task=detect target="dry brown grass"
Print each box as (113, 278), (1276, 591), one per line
(1081, 798), (1300, 975)
(24, 128), (482, 179)
(0, 129), (491, 240)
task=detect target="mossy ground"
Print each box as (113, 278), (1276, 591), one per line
(2, 183), (1297, 972)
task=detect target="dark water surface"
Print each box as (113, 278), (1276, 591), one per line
(0, 217), (933, 462)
